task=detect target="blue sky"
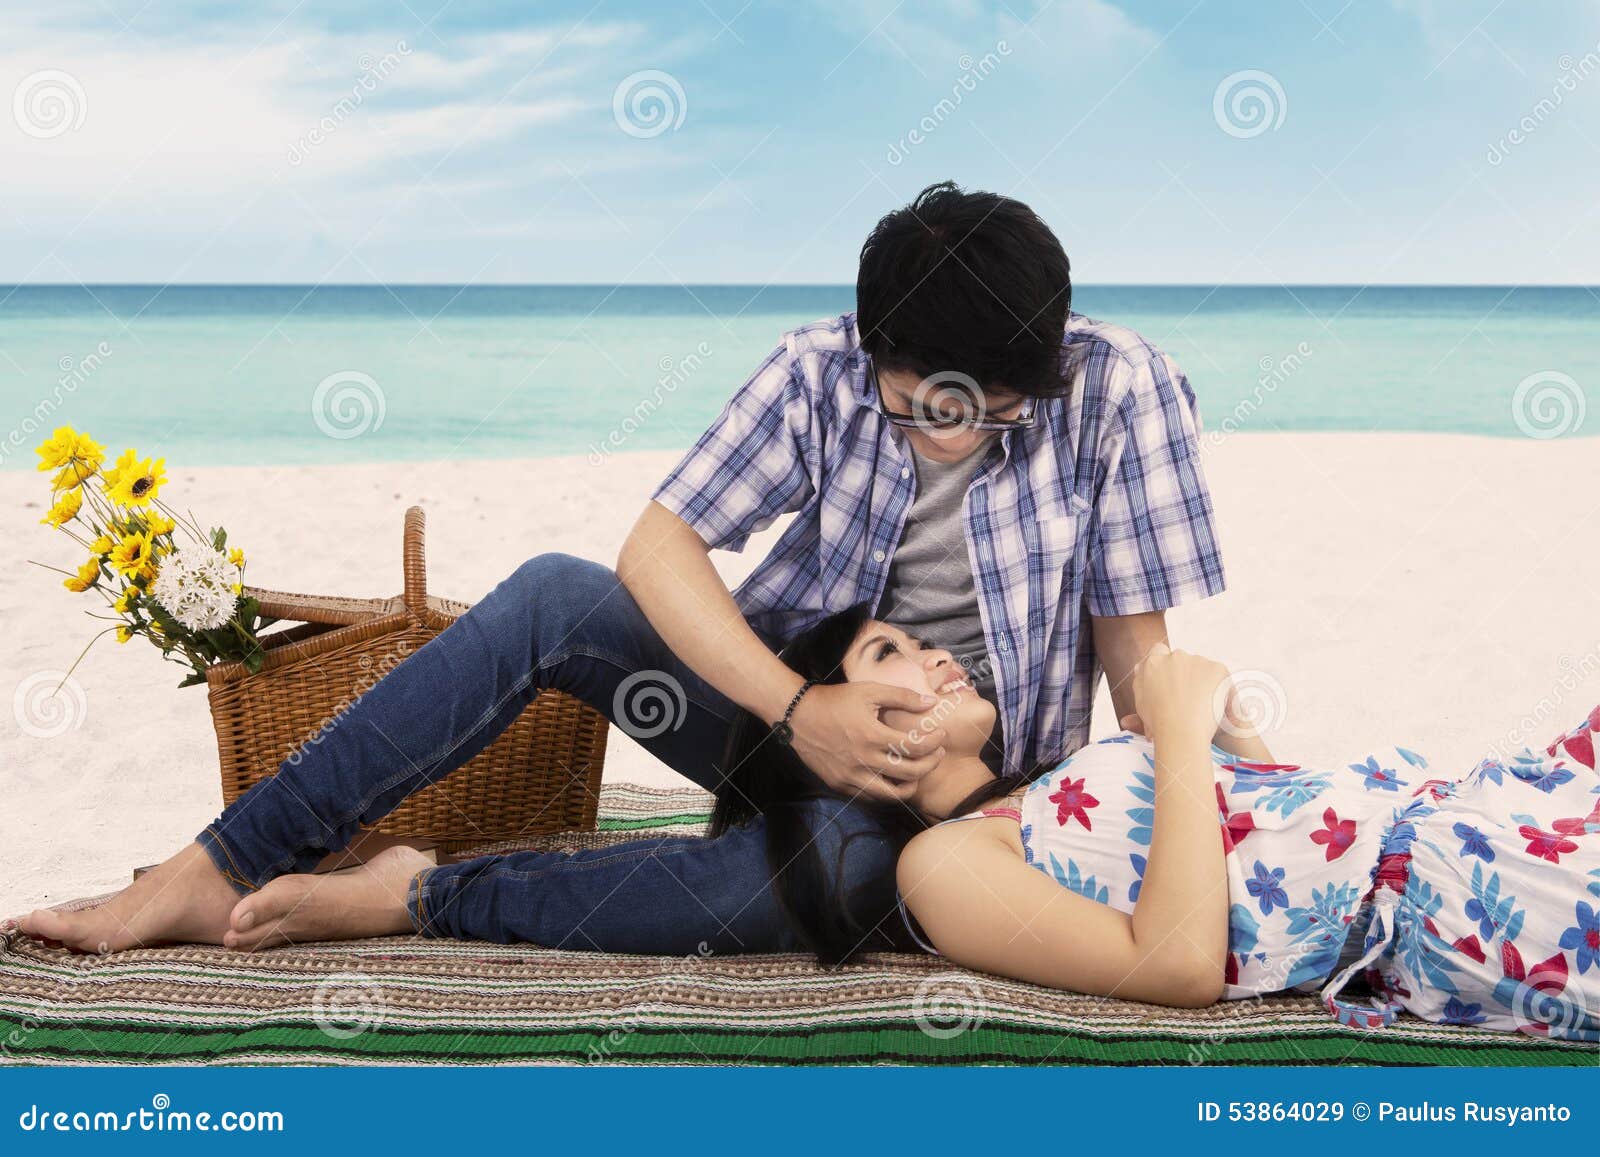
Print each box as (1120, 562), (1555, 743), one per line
(4, 0), (1599, 284)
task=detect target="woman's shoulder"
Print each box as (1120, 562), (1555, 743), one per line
(899, 812), (1025, 891)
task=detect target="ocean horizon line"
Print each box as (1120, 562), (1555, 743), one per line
(3, 283), (1591, 461)
(4, 281), (1600, 291)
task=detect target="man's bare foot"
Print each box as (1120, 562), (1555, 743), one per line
(18, 842), (240, 953)
(223, 845), (429, 951)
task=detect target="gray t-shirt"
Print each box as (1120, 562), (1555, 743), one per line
(876, 436), (1004, 768)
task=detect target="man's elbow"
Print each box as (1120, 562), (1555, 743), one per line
(618, 502), (704, 578)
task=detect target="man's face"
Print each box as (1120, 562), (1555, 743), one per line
(873, 367), (1028, 463)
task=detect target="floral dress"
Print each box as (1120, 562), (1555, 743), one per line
(1322, 707), (1600, 1040)
(945, 707), (1600, 1040)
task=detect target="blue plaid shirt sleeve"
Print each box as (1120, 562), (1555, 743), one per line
(1086, 351), (1227, 617)
(649, 342), (816, 553)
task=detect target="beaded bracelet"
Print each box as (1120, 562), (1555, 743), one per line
(770, 679), (816, 746)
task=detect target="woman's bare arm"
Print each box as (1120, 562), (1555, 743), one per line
(897, 746), (1225, 1005)
(1209, 698), (1277, 763)
(1135, 686), (1231, 981)
(897, 646), (1232, 1008)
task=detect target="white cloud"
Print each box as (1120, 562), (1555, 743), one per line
(0, 11), (659, 274)
(815, 0), (1156, 71)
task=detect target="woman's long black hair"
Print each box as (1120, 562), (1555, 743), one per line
(709, 602), (1051, 966)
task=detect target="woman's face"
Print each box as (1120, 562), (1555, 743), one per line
(837, 619), (997, 760)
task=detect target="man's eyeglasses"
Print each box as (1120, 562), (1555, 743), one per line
(869, 363), (1036, 432)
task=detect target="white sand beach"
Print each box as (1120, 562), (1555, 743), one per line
(3, 432), (1598, 918)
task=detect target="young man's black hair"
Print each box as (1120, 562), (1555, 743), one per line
(856, 180), (1073, 399)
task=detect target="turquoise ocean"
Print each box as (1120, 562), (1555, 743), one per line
(1, 285), (1595, 469)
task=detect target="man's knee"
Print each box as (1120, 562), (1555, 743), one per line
(509, 551), (604, 590)
(505, 553), (626, 619)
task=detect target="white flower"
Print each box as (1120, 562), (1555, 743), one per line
(151, 543), (239, 631)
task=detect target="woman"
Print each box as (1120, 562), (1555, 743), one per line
(714, 604), (1600, 1040)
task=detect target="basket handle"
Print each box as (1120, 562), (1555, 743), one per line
(402, 505), (427, 616)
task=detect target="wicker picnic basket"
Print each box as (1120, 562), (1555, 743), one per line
(203, 506), (609, 851)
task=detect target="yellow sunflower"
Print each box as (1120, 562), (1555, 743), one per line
(113, 587), (137, 613)
(228, 547), (245, 568)
(36, 428), (104, 488)
(62, 557), (101, 593)
(147, 513), (176, 536)
(116, 625), (134, 644)
(36, 426), (98, 469)
(89, 534), (114, 555)
(40, 489), (83, 527)
(105, 456), (167, 508)
(101, 448), (139, 489)
(108, 532), (154, 578)
(36, 427), (79, 471)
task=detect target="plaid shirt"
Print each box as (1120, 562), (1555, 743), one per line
(650, 312), (1225, 776)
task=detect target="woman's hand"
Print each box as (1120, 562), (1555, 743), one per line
(1130, 643), (1230, 746)
(1120, 685), (1252, 740)
(1121, 656), (1278, 764)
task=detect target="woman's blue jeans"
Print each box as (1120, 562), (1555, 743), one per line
(196, 553), (897, 954)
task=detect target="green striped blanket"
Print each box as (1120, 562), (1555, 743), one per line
(1, 785), (1593, 1066)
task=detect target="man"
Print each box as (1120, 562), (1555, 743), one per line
(22, 182), (1225, 958)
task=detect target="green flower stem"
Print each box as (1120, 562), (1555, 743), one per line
(57, 625), (122, 688)
(26, 558), (80, 579)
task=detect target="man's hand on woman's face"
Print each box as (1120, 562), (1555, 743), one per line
(787, 681), (948, 803)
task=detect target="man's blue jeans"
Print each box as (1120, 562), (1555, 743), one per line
(196, 553), (898, 954)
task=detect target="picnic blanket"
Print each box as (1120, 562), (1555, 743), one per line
(1, 785), (1592, 1067)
